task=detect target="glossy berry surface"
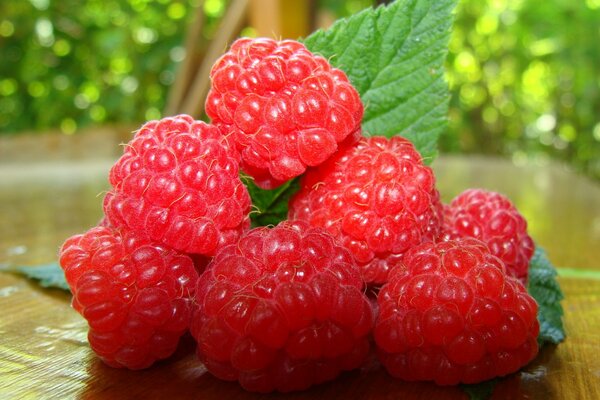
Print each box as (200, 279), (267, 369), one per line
(206, 38), (364, 188)
(59, 225), (199, 369)
(104, 114), (251, 255)
(442, 189), (534, 284)
(191, 221), (373, 393)
(289, 136), (442, 285)
(374, 239), (539, 385)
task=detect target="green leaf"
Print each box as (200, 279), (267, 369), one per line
(527, 247), (566, 345)
(244, 177), (300, 227)
(303, 0), (456, 163)
(0, 262), (70, 292)
(461, 379), (498, 400)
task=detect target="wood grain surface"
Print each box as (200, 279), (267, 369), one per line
(1, 131), (599, 399)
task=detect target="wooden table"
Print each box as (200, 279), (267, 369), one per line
(1, 131), (599, 399)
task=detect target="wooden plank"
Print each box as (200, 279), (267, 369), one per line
(0, 146), (598, 398)
(1, 272), (597, 399)
(433, 156), (600, 271)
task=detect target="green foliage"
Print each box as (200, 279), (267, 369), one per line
(304, 0), (455, 163)
(0, 0), (222, 134)
(318, 0), (377, 18)
(443, 0), (600, 180)
(1, 0), (599, 180)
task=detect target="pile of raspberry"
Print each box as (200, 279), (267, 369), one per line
(59, 38), (539, 392)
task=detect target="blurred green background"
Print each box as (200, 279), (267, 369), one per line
(1, 0), (599, 179)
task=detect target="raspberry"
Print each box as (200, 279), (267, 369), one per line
(288, 136), (442, 285)
(58, 225), (199, 369)
(206, 37), (364, 188)
(191, 221), (373, 393)
(374, 239), (539, 385)
(104, 114), (251, 255)
(442, 189), (535, 284)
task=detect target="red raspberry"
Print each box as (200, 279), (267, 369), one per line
(206, 37), (364, 188)
(104, 115), (251, 256)
(58, 225), (199, 369)
(442, 189), (534, 284)
(374, 239), (539, 385)
(191, 221), (373, 393)
(288, 136), (442, 285)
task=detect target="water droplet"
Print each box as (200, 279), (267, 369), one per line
(0, 286), (19, 297)
(7, 245), (27, 256)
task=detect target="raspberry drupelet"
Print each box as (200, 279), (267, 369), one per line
(374, 238), (539, 385)
(289, 136), (443, 285)
(104, 114), (251, 256)
(206, 37), (364, 189)
(191, 221), (373, 393)
(59, 225), (199, 369)
(442, 189), (535, 284)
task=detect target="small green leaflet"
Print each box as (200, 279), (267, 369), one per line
(461, 379), (498, 400)
(527, 246), (566, 345)
(303, 0), (456, 163)
(0, 262), (70, 291)
(244, 177), (300, 227)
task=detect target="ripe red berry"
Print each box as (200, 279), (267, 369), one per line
(191, 221), (373, 393)
(442, 189), (535, 284)
(374, 238), (539, 385)
(288, 136), (443, 285)
(104, 114), (251, 256)
(206, 38), (364, 188)
(59, 225), (199, 369)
